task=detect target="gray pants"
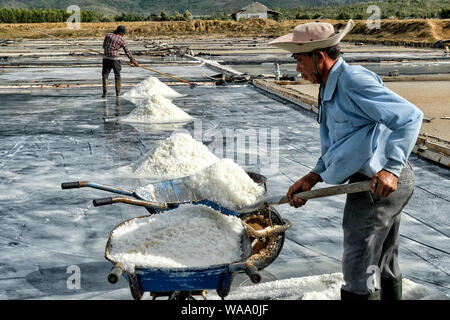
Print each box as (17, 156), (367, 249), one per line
(341, 162), (415, 294)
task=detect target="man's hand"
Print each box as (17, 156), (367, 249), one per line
(371, 169), (398, 198)
(286, 172), (322, 208)
(131, 59), (140, 67)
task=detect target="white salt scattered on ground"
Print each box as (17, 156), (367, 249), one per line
(212, 272), (449, 300)
(120, 93), (193, 124)
(123, 76), (182, 100)
(134, 133), (220, 179)
(188, 158), (266, 208)
(108, 204), (244, 269)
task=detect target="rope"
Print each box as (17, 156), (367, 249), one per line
(242, 219), (292, 239)
(33, 29), (197, 87)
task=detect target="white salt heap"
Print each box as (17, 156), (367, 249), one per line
(123, 76), (182, 100)
(134, 133), (220, 179)
(214, 272), (449, 300)
(108, 204), (244, 269)
(188, 158), (265, 208)
(121, 93), (193, 124)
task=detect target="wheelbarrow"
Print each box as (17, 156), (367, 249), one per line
(61, 171), (292, 285)
(104, 213), (269, 300)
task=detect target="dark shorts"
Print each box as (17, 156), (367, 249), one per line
(102, 58), (121, 80)
(341, 162), (415, 294)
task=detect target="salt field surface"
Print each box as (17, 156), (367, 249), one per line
(0, 69), (449, 299)
(0, 63), (218, 84)
(230, 61), (450, 77)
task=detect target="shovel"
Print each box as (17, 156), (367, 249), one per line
(239, 181), (373, 212)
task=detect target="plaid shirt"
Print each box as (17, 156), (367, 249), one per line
(103, 32), (133, 60)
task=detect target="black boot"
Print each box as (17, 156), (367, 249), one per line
(380, 275), (402, 300)
(340, 288), (381, 300)
(102, 78), (108, 98)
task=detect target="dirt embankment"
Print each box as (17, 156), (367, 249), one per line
(0, 18), (449, 43)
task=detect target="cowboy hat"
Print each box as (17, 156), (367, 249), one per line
(269, 20), (355, 53)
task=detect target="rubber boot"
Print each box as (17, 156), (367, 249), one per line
(102, 78), (107, 98)
(115, 78), (122, 96)
(340, 288), (381, 300)
(380, 275), (402, 300)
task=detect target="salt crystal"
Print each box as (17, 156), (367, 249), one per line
(108, 204), (245, 269)
(121, 93), (193, 124)
(134, 133), (220, 179)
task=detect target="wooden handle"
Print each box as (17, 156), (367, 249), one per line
(279, 181), (372, 204)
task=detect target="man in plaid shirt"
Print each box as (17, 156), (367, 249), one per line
(102, 26), (140, 98)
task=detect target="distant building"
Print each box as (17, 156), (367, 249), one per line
(230, 2), (282, 21)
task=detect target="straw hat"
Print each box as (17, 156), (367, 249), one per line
(269, 20), (355, 53)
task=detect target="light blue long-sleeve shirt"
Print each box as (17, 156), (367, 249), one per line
(311, 58), (423, 184)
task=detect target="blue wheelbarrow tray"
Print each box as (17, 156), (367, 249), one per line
(104, 214), (262, 300)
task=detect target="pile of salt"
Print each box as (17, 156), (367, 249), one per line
(121, 93), (193, 124)
(188, 158), (265, 208)
(134, 133), (219, 179)
(108, 204), (244, 269)
(123, 76), (182, 100)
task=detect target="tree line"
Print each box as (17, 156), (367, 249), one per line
(0, 8), (103, 23)
(279, 0), (450, 20)
(0, 2), (448, 23)
(0, 7), (193, 23)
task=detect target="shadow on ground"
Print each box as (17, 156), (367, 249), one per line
(25, 261), (128, 296)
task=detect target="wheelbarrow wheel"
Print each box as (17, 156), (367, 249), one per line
(128, 274), (144, 300)
(239, 206), (285, 270)
(168, 291), (201, 300)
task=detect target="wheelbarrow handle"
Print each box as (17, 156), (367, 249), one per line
(229, 262), (261, 284)
(93, 196), (168, 210)
(61, 181), (84, 189)
(61, 181), (135, 196)
(245, 262), (261, 284)
(93, 197), (114, 206)
(108, 263), (124, 284)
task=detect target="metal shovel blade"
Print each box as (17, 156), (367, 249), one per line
(134, 170), (267, 206)
(134, 176), (203, 204)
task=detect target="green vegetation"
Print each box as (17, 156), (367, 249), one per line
(0, 7), (194, 23)
(0, 0), (448, 23)
(0, 7), (102, 23)
(281, 0), (450, 20)
(0, 0), (382, 17)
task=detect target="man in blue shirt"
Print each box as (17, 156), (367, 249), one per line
(270, 20), (423, 300)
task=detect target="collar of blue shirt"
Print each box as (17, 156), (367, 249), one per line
(322, 57), (345, 102)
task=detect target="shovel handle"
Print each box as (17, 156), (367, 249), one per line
(280, 181), (372, 204)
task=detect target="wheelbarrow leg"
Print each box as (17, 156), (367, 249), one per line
(128, 273), (143, 300)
